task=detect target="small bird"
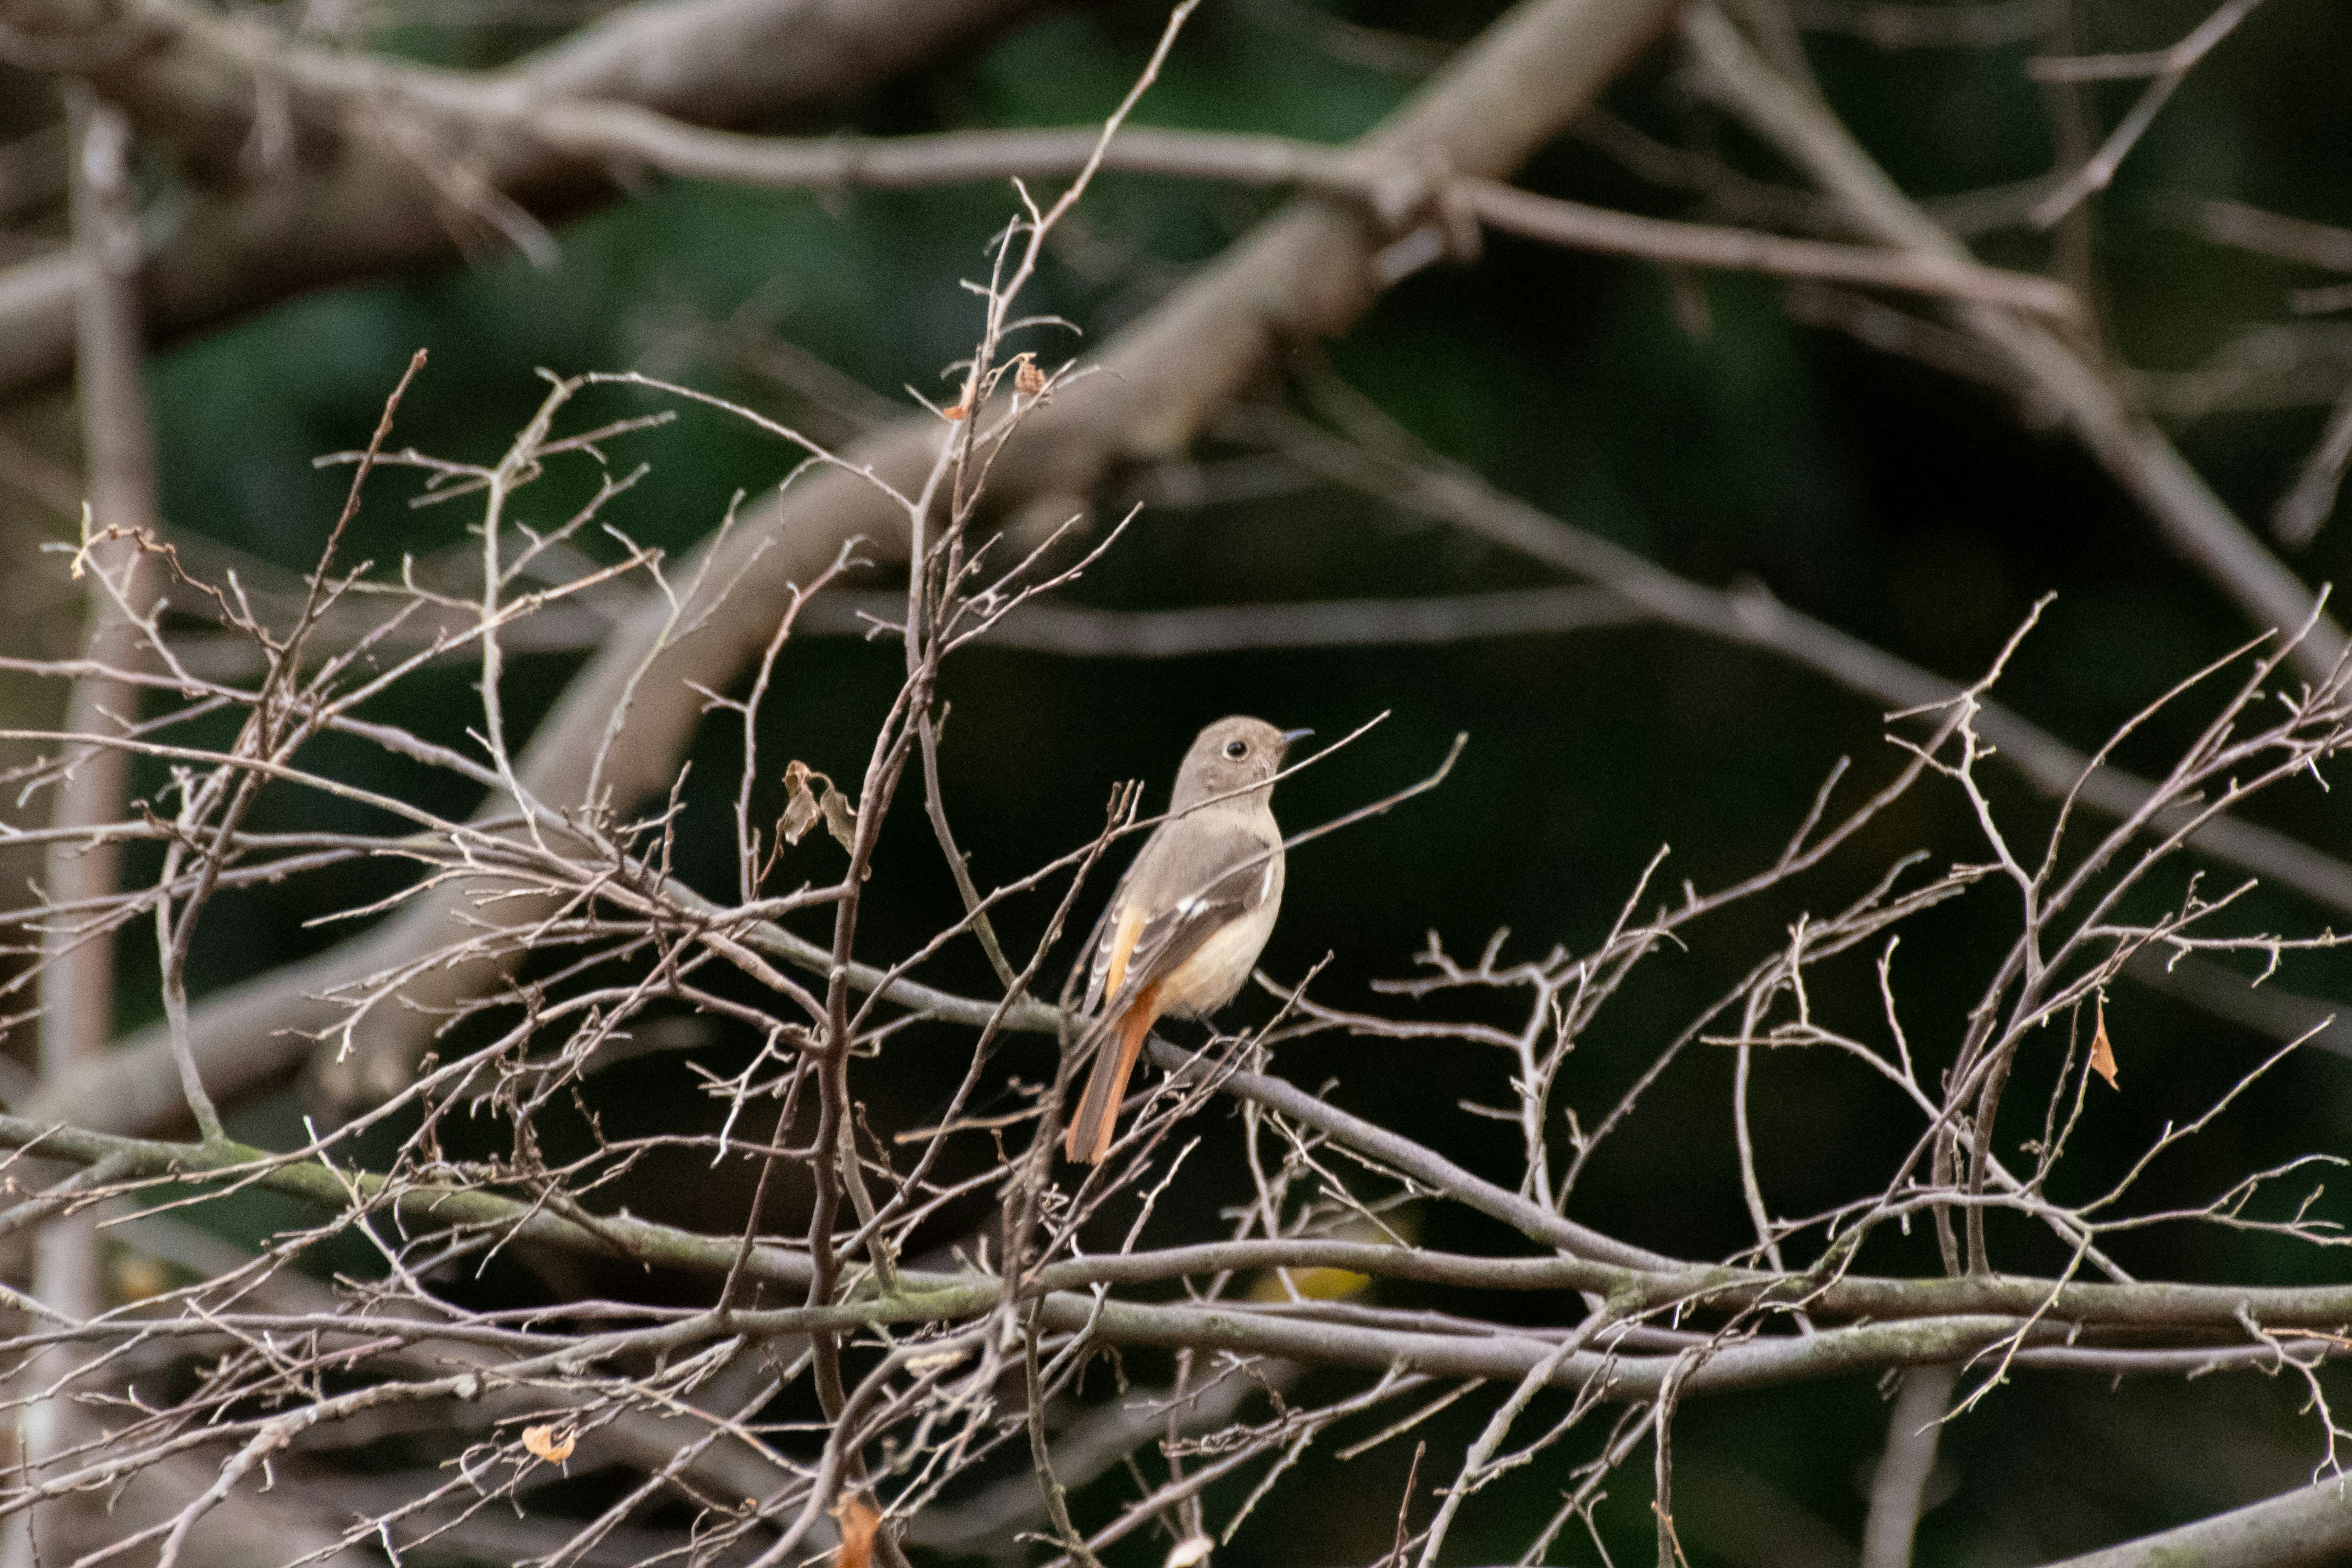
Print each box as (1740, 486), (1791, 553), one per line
(1064, 716), (1310, 1164)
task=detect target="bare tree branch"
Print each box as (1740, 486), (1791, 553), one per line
(3, 6), (2348, 1558)
(2032, 1472), (2352, 1568)
(486, 112), (2079, 315)
(1680, 2), (2347, 685)
(7, 83), (158, 1568)
(1857, 1363), (1955, 1568)
(1251, 403), (2352, 922)
(2023, 0), (2269, 229)
(31, 0), (1685, 1133)
(0, 0), (1056, 396)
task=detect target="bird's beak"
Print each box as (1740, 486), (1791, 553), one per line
(1278, 727), (1314, 749)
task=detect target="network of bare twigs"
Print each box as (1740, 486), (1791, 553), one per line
(7, 354), (2352, 1566)
(5, 0), (2352, 1566)
(2, 62), (2352, 1568)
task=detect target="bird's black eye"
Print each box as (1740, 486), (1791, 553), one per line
(1224, 740), (1248, 760)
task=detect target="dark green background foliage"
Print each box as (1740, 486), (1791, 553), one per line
(12, 0), (2352, 1561)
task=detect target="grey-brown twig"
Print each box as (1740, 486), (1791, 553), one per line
(1681, 2), (2346, 685)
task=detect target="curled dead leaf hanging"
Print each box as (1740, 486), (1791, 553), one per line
(780, 760), (821, 845)
(2090, 992), (2120, 1090)
(819, 786), (858, 852)
(779, 761), (861, 854)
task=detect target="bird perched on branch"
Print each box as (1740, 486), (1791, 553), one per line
(1064, 715), (1310, 1164)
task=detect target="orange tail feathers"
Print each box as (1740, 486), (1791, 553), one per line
(1064, 987), (1163, 1164)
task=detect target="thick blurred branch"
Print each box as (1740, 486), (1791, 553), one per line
(14, 1105), (2352, 1330)
(497, 113), (2079, 315)
(0, 0), (1054, 396)
(2034, 1472), (2352, 1568)
(1857, 1364), (1955, 1568)
(2271, 378), (2352, 547)
(5, 1113), (2350, 1389)
(43, 86), (151, 1103)
(0, 37), (2089, 323)
(10, 83), (157, 1568)
(2123, 949), (2352, 1057)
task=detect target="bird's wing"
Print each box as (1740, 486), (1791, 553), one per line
(1091, 818), (1280, 1019)
(1079, 858), (1143, 1020)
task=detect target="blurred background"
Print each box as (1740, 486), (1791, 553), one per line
(4, 0), (2352, 1562)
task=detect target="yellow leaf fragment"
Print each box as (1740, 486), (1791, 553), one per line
(1244, 1211), (1415, 1301)
(111, 1251), (173, 1303)
(521, 1423), (576, 1464)
(2089, 993), (2119, 1090)
(1248, 1265), (1370, 1302)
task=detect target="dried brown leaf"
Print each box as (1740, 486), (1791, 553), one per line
(820, 787), (859, 853)
(1014, 357), (1047, 396)
(943, 402), (970, 421)
(781, 761), (822, 845)
(2090, 993), (2120, 1090)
